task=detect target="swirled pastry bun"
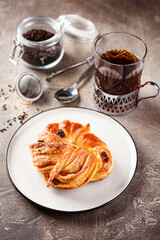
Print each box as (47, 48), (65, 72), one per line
(29, 120), (113, 189)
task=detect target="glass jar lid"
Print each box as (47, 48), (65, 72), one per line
(57, 14), (98, 42)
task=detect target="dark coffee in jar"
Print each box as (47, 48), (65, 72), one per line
(95, 49), (143, 95)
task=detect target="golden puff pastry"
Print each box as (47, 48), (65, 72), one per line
(29, 120), (113, 189)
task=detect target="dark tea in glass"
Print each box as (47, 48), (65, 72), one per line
(101, 49), (138, 65)
(94, 33), (147, 96)
(95, 49), (143, 95)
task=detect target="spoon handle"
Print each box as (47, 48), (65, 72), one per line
(76, 64), (95, 86)
(45, 56), (94, 81)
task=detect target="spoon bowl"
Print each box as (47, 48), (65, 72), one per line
(55, 84), (78, 103)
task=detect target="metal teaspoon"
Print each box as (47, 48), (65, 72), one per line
(54, 64), (94, 103)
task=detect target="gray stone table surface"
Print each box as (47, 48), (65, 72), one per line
(0, 0), (160, 239)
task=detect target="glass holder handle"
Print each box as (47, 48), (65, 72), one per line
(138, 81), (160, 103)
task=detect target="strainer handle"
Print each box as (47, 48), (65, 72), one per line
(138, 81), (159, 103)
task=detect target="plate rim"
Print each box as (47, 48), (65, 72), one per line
(6, 106), (138, 212)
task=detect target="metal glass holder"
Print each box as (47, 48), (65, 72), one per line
(94, 80), (159, 116)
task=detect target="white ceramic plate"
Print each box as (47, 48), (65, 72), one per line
(6, 107), (137, 212)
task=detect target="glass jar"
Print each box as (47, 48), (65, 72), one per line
(9, 15), (98, 69)
(10, 16), (64, 69)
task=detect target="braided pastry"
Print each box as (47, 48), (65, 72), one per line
(29, 120), (113, 189)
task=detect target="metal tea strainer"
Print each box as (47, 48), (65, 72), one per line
(15, 56), (94, 102)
